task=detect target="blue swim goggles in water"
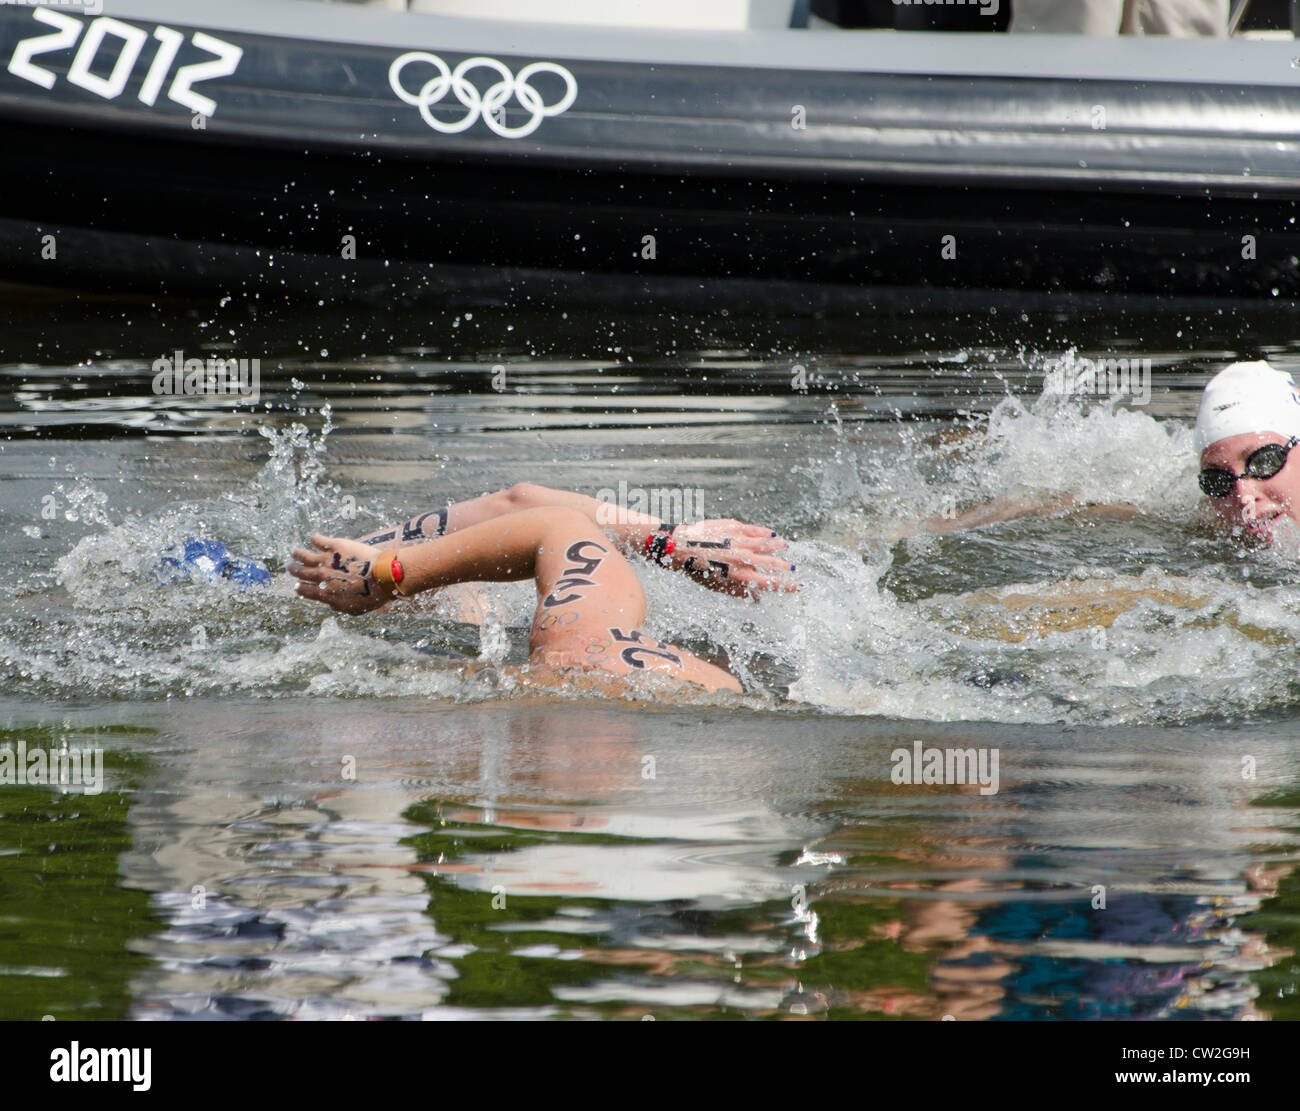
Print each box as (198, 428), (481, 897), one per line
(157, 538), (272, 589)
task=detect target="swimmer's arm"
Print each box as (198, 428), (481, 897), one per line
(293, 509), (585, 612)
(353, 483), (659, 549)
(353, 483), (796, 594)
(882, 493), (1140, 541)
(883, 494), (1073, 541)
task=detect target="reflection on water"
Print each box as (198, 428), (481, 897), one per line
(0, 699), (1293, 1021)
(0, 727), (157, 1020)
(0, 296), (1298, 1019)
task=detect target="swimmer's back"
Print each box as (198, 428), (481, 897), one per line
(530, 627), (741, 695)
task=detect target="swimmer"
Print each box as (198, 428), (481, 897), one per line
(288, 484), (798, 694)
(1195, 361), (1300, 547)
(893, 360), (1300, 550)
(932, 361), (1300, 642)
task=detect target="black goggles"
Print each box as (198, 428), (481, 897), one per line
(1198, 436), (1299, 498)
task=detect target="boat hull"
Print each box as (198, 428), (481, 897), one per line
(2, 0), (1298, 306)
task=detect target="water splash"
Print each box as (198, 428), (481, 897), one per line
(15, 377), (1300, 723)
(11, 415), (489, 700)
(774, 367), (1300, 724)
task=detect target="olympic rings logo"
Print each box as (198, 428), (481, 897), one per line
(388, 52), (577, 139)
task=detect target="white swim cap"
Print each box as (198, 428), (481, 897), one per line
(1194, 361), (1300, 455)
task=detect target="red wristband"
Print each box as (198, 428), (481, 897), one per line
(644, 529), (676, 565)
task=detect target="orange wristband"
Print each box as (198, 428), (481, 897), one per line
(371, 549), (410, 596)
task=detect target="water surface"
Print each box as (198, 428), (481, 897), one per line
(1, 295), (1298, 1020)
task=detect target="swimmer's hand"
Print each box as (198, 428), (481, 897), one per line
(669, 519), (799, 597)
(288, 534), (396, 615)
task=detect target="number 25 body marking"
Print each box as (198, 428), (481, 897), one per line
(609, 628), (682, 669)
(542, 540), (606, 609)
(8, 9), (243, 116)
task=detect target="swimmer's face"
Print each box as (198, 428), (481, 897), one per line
(1200, 431), (1300, 544)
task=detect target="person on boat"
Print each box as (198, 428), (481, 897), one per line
(1010, 0), (1228, 35)
(288, 483), (798, 694)
(1194, 361), (1300, 545)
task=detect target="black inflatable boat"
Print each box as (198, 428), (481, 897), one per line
(1, 0), (1299, 308)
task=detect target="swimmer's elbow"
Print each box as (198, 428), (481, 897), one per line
(504, 481), (545, 507)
